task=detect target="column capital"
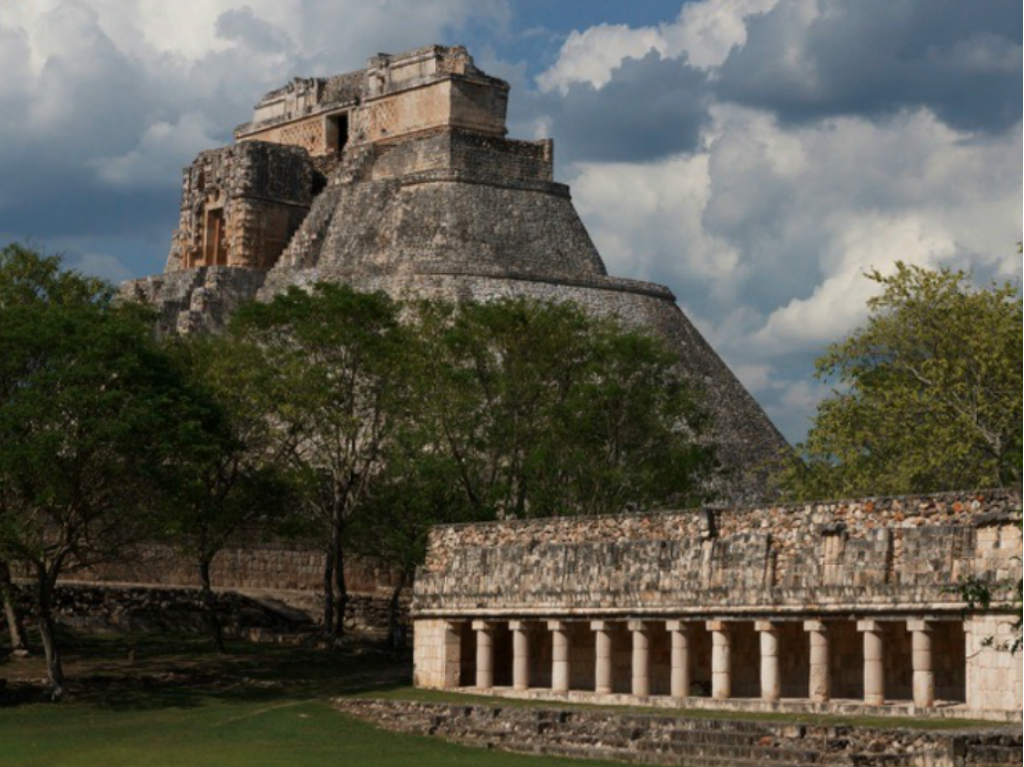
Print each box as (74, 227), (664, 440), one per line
(665, 620), (690, 632)
(627, 620), (649, 633)
(443, 619), (463, 632)
(706, 620), (729, 632)
(471, 619), (495, 631)
(547, 619), (567, 632)
(508, 620), (529, 631)
(754, 620), (778, 632)
(857, 619), (882, 632)
(590, 620), (610, 631)
(906, 619), (934, 633)
(803, 619), (827, 633)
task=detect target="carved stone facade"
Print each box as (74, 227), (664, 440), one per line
(121, 43), (788, 501)
(411, 490), (1023, 719)
(165, 142), (312, 272)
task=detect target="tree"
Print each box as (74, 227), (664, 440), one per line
(778, 262), (1022, 499)
(157, 334), (294, 652)
(0, 244), (210, 696)
(413, 297), (715, 519)
(230, 284), (413, 639)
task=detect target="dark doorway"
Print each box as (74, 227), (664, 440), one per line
(326, 113), (348, 154)
(203, 207), (227, 265)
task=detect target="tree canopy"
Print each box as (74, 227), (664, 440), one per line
(778, 262), (1022, 499)
(0, 244), (216, 694)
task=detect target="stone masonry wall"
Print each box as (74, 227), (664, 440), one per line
(11, 536), (402, 597)
(413, 490), (1022, 614)
(335, 698), (1024, 767)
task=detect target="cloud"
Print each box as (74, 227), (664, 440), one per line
(71, 251), (134, 283)
(535, 0), (778, 94)
(567, 105), (1021, 442)
(716, 0), (1022, 133)
(527, 52), (713, 163)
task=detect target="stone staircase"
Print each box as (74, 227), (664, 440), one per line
(334, 698), (1022, 766)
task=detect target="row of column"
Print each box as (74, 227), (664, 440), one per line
(470, 617), (941, 707)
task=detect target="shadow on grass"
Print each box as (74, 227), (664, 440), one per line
(1, 627), (413, 712)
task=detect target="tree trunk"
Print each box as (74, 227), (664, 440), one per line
(0, 561), (29, 657)
(334, 529), (347, 638)
(36, 569), (64, 699)
(322, 546), (336, 638)
(198, 557), (225, 653)
(386, 571), (408, 652)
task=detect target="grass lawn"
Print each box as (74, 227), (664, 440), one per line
(0, 697), (616, 766)
(0, 631), (623, 766)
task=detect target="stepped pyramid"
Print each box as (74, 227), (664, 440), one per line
(122, 44), (788, 501)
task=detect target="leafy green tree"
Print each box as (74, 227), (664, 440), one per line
(158, 334), (295, 652)
(414, 298), (715, 519)
(779, 262), (1022, 499)
(230, 284), (413, 639)
(0, 244), (210, 696)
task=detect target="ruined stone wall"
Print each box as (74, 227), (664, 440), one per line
(336, 698), (1024, 767)
(239, 115), (328, 157)
(11, 535), (402, 597)
(413, 490), (1021, 615)
(121, 266), (267, 335)
(368, 129), (552, 183)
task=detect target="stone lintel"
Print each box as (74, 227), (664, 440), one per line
(857, 619), (882, 632)
(471, 619), (495, 631)
(665, 620), (690, 632)
(803, 620), (827, 633)
(627, 620), (650, 633)
(547, 620), (567, 632)
(907, 619), (934, 633)
(754, 620), (778, 632)
(705, 620), (729, 632)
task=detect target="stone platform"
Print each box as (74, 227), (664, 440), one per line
(335, 697), (1023, 766)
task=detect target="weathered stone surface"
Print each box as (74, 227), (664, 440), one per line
(334, 698), (1023, 766)
(413, 490), (1022, 615)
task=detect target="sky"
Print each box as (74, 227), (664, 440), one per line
(0, 0), (1021, 444)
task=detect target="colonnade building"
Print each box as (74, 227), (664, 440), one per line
(412, 490), (1022, 720)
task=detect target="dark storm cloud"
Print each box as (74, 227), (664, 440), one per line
(716, 0), (1022, 133)
(522, 52), (712, 164)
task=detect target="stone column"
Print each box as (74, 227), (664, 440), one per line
(591, 620), (613, 695)
(804, 620), (830, 702)
(472, 620), (494, 689)
(628, 620), (650, 697)
(548, 620), (570, 693)
(666, 620), (690, 700)
(707, 620), (731, 700)
(509, 620), (530, 691)
(858, 619), (885, 705)
(442, 620), (462, 688)
(755, 621), (781, 702)
(907, 620), (934, 708)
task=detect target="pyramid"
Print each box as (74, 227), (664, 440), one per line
(122, 44), (788, 501)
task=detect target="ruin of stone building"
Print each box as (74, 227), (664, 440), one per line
(411, 490), (1023, 720)
(121, 44), (788, 502)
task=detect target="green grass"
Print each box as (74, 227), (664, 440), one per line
(0, 697), (618, 766)
(0, 632), (625, 766)
(363, 686), (1000, 731)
